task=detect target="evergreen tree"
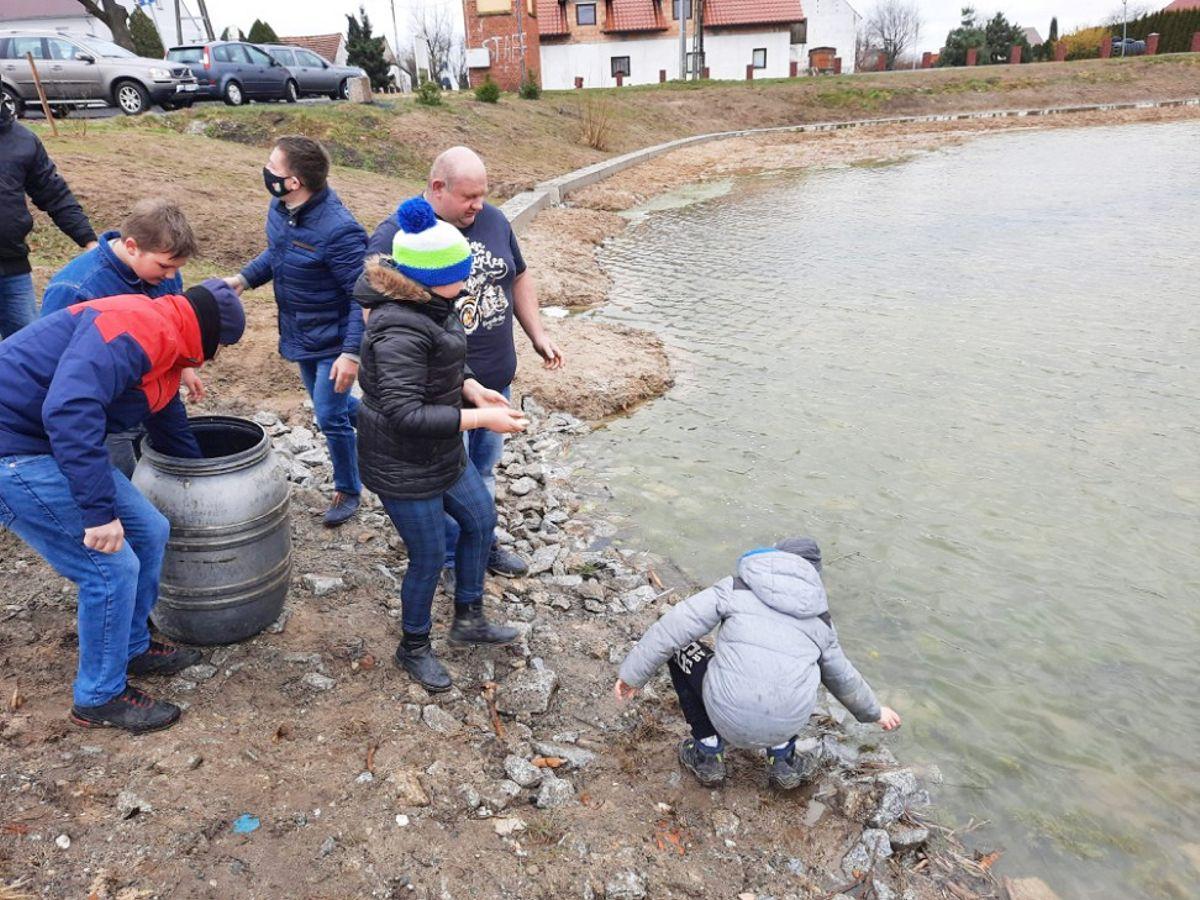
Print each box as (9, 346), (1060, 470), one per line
(937, 7), (987, 66)
(346, 7), (390, 90)
(247, 19), (280, 44)
(128, 7), (165, 59)
(220, 26), (232, 41)
(1049, 16), (1058, 42)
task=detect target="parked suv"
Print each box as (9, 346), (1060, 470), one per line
(166, 41), (297, 106)
(0, 31), (198, 117)
(260, 44), (366, 99)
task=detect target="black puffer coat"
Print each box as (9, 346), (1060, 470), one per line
(355, 256), (471, 500)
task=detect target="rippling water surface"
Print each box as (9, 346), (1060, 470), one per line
(581, 121), (1200, 896)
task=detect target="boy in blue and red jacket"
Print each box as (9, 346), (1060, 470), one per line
(0, 280), (244, 733)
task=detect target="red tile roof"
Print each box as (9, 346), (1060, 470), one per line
(603, 0), (669, 33)
(1163, 0), (1200, 9)
(537, 0), (572, 36)
(704, 0), (804, 27)
(276, 34), (345, 64)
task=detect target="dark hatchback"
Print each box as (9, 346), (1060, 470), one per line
(165, 41), (297, 106)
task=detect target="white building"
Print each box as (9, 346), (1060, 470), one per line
(1, 0), (210, 48)
(532, 0), (859, 90)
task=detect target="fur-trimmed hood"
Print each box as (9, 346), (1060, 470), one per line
(357, 254), (434, 309)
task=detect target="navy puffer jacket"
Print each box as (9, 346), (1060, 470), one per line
(240, 187), (367, 361)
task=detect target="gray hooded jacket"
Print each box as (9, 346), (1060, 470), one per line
(618, 549), (881, 748)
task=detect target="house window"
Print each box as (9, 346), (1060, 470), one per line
(577, 2), (596, 25)
(752, 48), (767, 68)
(611, 56), (631, 77)
(790, 22), (808, 44)
(685, 51), (704, 74)
(672, 0), (693, 19)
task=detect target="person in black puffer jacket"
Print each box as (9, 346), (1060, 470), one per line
(356, 197), (529, 692)
(0, 100), (97, 337)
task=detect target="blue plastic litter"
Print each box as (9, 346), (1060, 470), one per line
(232, 814), (260, 834)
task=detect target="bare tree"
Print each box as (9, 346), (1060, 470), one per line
(865, 0), (922, 70)
(410, 6), (455, 84)
(74, 0), (135, 51)
(1104, 4), (1152, 26)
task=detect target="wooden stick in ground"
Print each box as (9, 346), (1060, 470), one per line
(481, 681), (505, 740)
(25, 53), (57, 137)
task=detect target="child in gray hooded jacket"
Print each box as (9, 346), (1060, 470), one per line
(615, 537), (901, 789)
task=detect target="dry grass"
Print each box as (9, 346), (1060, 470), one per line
(577, 97), (617, 151)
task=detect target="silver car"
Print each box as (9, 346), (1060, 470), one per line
(0, 30), (198, 117)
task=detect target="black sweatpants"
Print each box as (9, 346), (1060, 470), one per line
(667, 641), (718, 741)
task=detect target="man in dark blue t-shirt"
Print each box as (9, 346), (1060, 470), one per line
(367, 146), (564, 578)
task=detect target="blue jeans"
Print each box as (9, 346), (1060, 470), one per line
(381, 463), (497, 636)
(0, 272), (37, 339)
(0, 455), (170, 707)
(297, 356), (361, 497)
(444, 385), (509, 566)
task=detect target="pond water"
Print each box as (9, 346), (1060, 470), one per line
(582, 120), (1200, 897)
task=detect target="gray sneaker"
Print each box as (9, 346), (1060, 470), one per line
(766, 746), (819, 791)
(678, 738), (727, 786)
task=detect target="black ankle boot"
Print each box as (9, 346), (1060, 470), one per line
(395, 637), (452, 693)
(449, 604), (518, 645)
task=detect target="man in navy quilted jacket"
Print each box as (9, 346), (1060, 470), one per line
(225, 136), (368, 527)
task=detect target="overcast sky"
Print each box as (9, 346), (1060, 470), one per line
(196, 0), (1132, 54)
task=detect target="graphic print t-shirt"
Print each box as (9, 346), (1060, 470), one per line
(457, 203), (526, 391)
(365, 201), (527, 391)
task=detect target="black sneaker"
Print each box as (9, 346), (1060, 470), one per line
(678, 738), (727, 786)
(487, 545), (528, 577)
(127, 640), (203, 677)
(70, 686), (182, 734)
(395, 641), (453, 693)
(766, 745), (819, 791)
(449, 605), (518, 645)
(323, 492), (360, 528)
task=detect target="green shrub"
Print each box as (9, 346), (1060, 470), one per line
(474, 76), (501, 103)
(518, 70), (542, 100)
(416, 79), (442, 107)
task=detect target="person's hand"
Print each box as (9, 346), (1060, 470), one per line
(222, 276), (246, 296)
(329, 355), (359, 393)
(84, 519), (124, 554)
(532, 335), (565, 371)
(181, 368), (205, 402)
(613, 679), (638, 702)
(477, 407), (529, 434)
(878, 706), (902, 731)
(462, 379), (510, 410)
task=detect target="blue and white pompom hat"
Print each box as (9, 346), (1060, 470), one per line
(391, 196), (473, 287)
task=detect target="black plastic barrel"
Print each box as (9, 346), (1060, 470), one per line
(133, 416), (292, 645)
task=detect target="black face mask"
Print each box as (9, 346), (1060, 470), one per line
(263, 167), (291, 198)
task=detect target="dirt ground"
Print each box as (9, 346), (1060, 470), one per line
(0, 405), (985, 900)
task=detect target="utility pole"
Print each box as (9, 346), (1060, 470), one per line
(1121, 0), (1128, 57)
(195, 0), (215, 41)
(516, 0), (528, 81)
(678, 0), (687, 79)
(174, 0), (183, 46)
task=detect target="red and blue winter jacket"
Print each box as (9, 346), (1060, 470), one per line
(0, 294), (204, 527)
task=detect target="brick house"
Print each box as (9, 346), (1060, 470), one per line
(463, 0), (860, 90)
